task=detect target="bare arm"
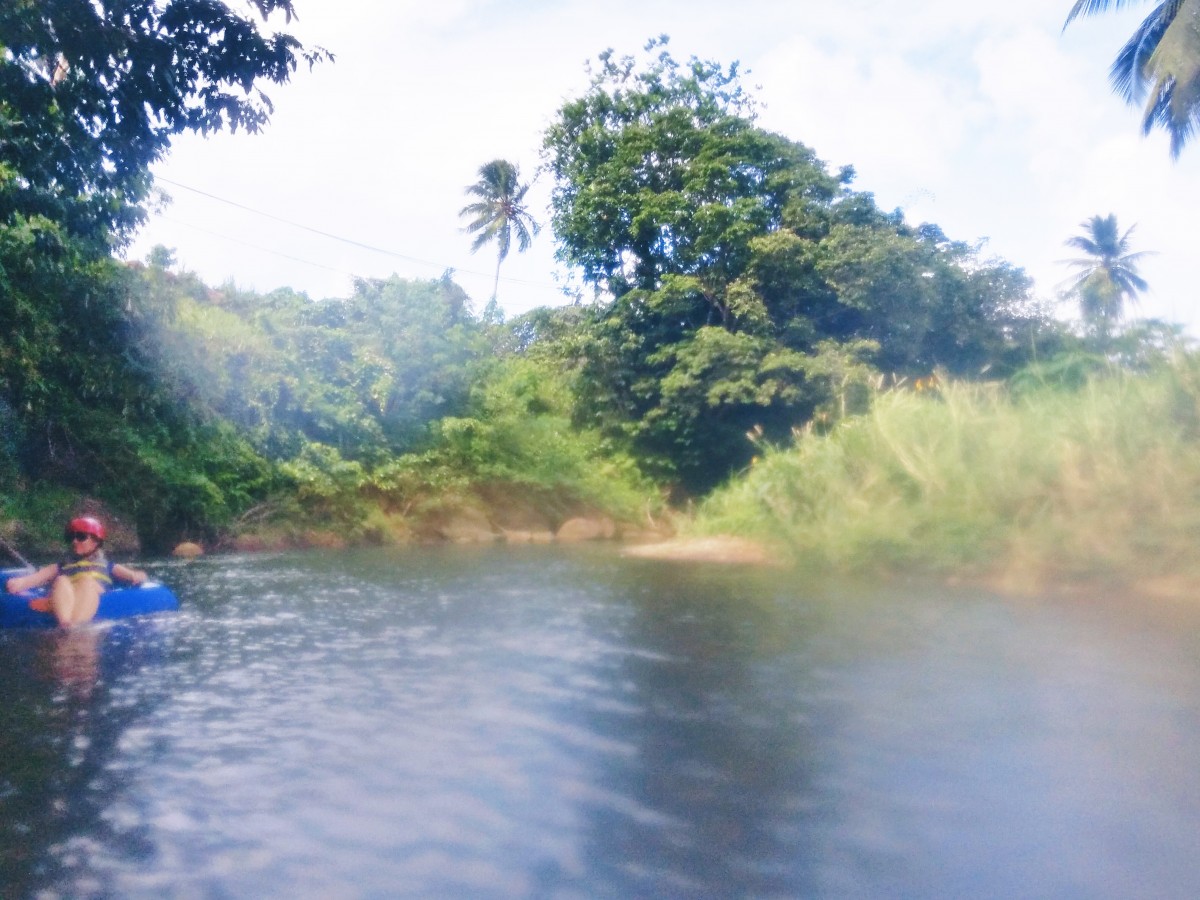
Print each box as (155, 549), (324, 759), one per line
(111, 563), (148, 586)
(5, 564), (60, 594)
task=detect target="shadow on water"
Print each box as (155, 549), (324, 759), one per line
(0, 619), (174, 896)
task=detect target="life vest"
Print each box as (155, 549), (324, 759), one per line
(58, 551), (114, 590)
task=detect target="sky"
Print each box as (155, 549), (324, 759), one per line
(127, 0), (1200, 334)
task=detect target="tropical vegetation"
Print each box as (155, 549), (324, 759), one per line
(459, 160), (539, 304)
(1061, 213), (1151, 335)
(1065, 0), (1200, 157)
(1, 20), (1196, 596)
(0, 0), (330, 251)
(541, 38), (1048, 494)
(695, 328), (1200, 592)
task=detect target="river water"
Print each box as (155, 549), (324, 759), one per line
(1, 545), (1198, 897)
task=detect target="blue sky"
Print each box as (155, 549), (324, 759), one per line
(128, 0), (1200, 333)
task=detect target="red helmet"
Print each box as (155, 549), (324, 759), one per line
(66, 516), (106, 542)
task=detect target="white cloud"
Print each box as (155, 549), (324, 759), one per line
(756, 36), (978, 189)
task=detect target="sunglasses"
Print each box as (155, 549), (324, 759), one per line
(66, 532), (97, 543)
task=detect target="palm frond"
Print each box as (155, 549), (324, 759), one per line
(457, 158), (541, 298)
(1067, 0), (1200, 155)
(468, 219), (504, 253)
(1063, 237), (1102, 256)
(1108, 270), (1147, 294)
(1140, 83), (1197, 156)
(1064, 0), (1143, 29)
(1139, 0), (1200, 155)
(1109, 10), (1172, 102)
(1115, 249), (1158, 264)
(459, 201), (495, 220)
(1059, 255), (1107, 271)
(1060, 212), (1151, 330)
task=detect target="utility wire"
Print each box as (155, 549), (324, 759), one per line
(153, 176), (561, 289)
(156, 176), (443, 268)
(156, 215), (357, 277)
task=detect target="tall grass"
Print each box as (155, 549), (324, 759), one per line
(696, 355), (1200, 589)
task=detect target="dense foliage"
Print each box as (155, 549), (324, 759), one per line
(1, 251), (658, 551)
(542, 39), (1051, 493)
(135, 272), (483, 461)
(0, 0), (328, 249)
(0, 225), (278, 549)
(0, 0), (328, 548)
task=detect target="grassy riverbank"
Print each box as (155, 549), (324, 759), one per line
(693, 355), (1200, 594)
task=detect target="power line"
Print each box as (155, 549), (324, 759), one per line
(153, 176), (562, 289)
(154, 215), (356, 278)
(155, 176), (444, 268)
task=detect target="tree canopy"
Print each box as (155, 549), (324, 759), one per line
(541, 38), (1047, 493)
(0, 0), (330, 248)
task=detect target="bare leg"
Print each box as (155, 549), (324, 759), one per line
(49, 575), (102, 626)
(49, 575), (75, 625)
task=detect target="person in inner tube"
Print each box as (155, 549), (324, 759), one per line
(4, 516), (147, 626)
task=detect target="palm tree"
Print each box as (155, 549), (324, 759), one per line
(459, 160), (539, 303)
(1065, 0), (1200, 157)
(1061, 213), (1152, 333)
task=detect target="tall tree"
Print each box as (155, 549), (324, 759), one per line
(459, 160), (539, 303)
(1065, 0), (1200, 157)
(1062, 213), (1151, 333)
(542, 38), (1045, 493)
(0, 0), (330, 249)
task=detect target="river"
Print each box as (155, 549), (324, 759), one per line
(1, 545), (1198, 897)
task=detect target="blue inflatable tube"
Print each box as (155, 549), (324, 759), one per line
(1, 567), (179, 628)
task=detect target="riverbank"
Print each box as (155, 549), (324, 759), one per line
(622, 533), (1200, 602)
(10, 361), (1200, 603)
(0, 472), (674, 561)
(7, 503), (1194, 605)
(692, 365), (1200, 600)
(621, 535), (779, 565)
(220, 508), (675, 554)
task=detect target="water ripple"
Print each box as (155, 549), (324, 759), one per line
(3, 548), (1200, 898)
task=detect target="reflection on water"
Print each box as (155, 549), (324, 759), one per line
(0, 618), (169, 896)
(1, 547), (1199, 897)
(35, 627), (103, 700)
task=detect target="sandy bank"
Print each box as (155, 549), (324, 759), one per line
(621, 535), (777, 565)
